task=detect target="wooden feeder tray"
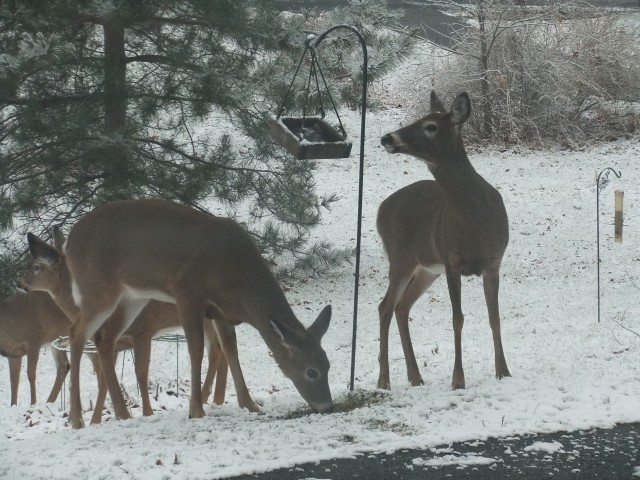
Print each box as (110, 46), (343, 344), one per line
(269, 116), (352, 160)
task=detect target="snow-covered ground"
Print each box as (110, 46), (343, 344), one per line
(1, 51), (640, 479)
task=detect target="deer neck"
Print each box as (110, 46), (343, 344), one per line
(50, 263), (81, 321)
(249, 284), (305, 364)
(258, 321), (296, 367)
(430, 151), (492, 215)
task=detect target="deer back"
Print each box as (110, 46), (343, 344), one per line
(65, 200), (283, 315)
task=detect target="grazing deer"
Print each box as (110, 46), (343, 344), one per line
(23, 231), (231, 424)
(377, 91), (510, 390)
(50, 199), (332, 428)
(0, 290), (70, 406)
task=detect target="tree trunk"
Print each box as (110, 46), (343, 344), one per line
(103, 18), (127, 135)
(477, 1), (493, 138)
(101, 17), (128, 191)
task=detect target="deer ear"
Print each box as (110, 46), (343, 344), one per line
(26, 233), (59, 265)
(52, 225), (66, 253)
(308, 305), (331, 341)
(270, 316), (303, 352)
(450, 92), (471, 125)
(430, 91), (447, 113)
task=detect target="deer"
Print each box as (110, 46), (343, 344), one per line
(376, 91), (511, 391)
(22, 230), (232, 424)
(0, 290), (71, 406)
(1, 287), (137, 411)
(49, 199), (333, 428)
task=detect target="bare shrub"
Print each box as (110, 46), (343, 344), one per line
(409, 1), (640, 147)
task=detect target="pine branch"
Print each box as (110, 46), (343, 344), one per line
(125, 55), (203, 72)
(1, 93), (101, 106)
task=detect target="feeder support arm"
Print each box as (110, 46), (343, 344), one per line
(309, 25), (368, 392)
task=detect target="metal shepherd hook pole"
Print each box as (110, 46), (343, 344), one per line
(596, 167), (621, 323)
(310, 26), (367, 391)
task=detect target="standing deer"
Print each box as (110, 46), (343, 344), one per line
(0, 290), (70, 406)
(377, 91), (510, 390)
(57, 199), (332, 428)
(22, 231), (232, 424)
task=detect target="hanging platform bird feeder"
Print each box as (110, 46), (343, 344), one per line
(269, 116), (352, 160)
(270, 25), (369, 393)
(269, 37), (352, 160)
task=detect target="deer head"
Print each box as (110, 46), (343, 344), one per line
(380, 91), (471, 172)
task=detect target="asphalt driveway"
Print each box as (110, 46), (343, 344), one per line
(230, 422), (639, 479)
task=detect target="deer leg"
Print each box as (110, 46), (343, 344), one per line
(202, 326), (228, 406)
(201, 341), (227, 406)
(87, 352), (109, 424)
(46, 348), (69, 404)
(377, 288), (394, 390)
(212, 319), (259, 412)
(378, 266), (413, 390)
(94, 329), (131, 421)
(483, 268), (511, 379)
(8, 357), (22, 406)
(26, 347), (40, 405)
(201, 356), (216, 404)
(132, 336), (154, 416)
(93, 300), (146, 422)
(201, 319), (220, 404)
(68, 319), (88, 428)
(177, 301), (207, 419)
(395, 269), (439, 387)
(213, 353), (228, 406)
(446, 267), (465, 390)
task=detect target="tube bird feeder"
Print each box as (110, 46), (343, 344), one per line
(614, 188), (624, 243)
(596, 167), (622, 323)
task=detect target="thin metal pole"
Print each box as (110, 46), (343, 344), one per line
(311, 25), (367, 391)
(175, 334), (179, 397)
(596, 167), (621, 323)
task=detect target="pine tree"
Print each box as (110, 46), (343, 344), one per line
(0, 0), (414, 294)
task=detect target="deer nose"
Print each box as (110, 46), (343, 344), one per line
(380, 134), (393, 146)
(381, 133), (401, 153)
(314, 401), (334, 414)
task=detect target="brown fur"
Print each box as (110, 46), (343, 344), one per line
(377, 91), (510, 390)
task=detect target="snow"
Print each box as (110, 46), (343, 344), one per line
(523, 440), (565, 454)
(412, 453), (498, 467)
(2, 63), (640, 480)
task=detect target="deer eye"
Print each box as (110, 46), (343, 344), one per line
(425, 123), (438, 134)
(305, 368), (320, 380)
(33, 264), (41, 272)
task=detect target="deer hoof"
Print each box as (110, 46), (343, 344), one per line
(377, 380), (391, 390)
(70, 417), (85, 429)
(188, 407), (206, 419)
(377, 372), (391, 389)
(452, 372), (465, 390)
(241, 400), (261, 413)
